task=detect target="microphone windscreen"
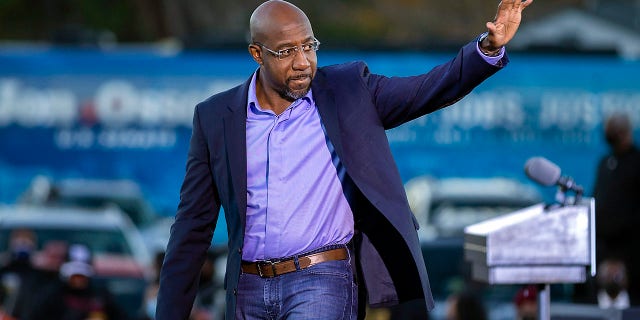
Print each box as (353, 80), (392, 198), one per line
(524, 157), (561, 186)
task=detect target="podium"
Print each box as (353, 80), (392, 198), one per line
(464, 197), (595, 320)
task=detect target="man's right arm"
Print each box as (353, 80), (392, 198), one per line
(156, 103), (221, 320)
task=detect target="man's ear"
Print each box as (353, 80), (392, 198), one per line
(248, 45), (263, 65)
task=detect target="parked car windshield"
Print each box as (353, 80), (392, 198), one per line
(52, 195), (156, 227)
(406, 176), (543, 241)
(429, 198), (540, 238)
(18, 176), (158, 228)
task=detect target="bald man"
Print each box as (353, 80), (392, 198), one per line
(157, 1), (533, 319)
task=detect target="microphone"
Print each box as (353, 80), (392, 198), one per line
(524, 157), (583, 203)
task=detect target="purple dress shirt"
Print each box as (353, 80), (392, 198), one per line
(243, 72), (354, 261)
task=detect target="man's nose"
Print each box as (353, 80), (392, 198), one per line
(292, 48), (310, 70)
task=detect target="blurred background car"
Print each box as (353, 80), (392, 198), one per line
(17, 176), (175, 256)
(18, 176), (158, 228)
(404, 176), (545, 319)
(0, 205), (151, 319)
(139, 213), (227, 254)
(406, 176), (543, 242)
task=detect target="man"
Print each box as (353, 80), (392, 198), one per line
(157, 0), (532, 319)
(0, 229), (38, 319)
(593, 112), (640, 303)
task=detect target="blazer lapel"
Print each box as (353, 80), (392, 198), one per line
(223, 80), (249, 228)
(312, 71), (344, 159)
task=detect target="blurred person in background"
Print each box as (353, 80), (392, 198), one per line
(596, 258), (630, 309)
(513, 285), (537, 320)
(0, 285), (16, 320)
(0, 229), (38, 318)
(30, 240), (69, 288)
(27, 243), (128, 320)
(445, 290), (487, 320)
(157, 0), (533, 319)
(593, 112), (640, 303)
(142, 250), (215, 320)
(139, 251), (165, 320)
(10, 240), (69, 318)
(191, 251), (222, 320)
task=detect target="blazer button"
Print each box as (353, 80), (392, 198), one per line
(238, 248), (242, 254)
(233, 288), (237, 295)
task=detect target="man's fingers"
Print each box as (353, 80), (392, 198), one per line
(494, 0), (530, 25)
(485, 21), (503, 40)
(487, 0), (531, 47)
(501, 0), (517, 11)
(513, 0), (533, 11)
(499, 0), (532, 14)
(521, 0), (534, 9)
(486, 21), (496, 33)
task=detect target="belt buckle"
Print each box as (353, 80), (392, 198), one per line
(257, 260), (277, 278)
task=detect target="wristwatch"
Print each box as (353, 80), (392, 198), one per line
(478, 32), (501, 57)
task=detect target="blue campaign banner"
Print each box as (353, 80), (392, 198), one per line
(1, 46), (639, 213)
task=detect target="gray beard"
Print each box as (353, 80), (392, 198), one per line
(281, 87), (310, 101)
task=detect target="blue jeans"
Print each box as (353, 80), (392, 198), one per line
(235, 248), (358, 320)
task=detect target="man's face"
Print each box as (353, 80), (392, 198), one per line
(251, 22), (317, 101)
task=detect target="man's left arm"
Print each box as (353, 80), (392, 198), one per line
(369, 0), (533, 128)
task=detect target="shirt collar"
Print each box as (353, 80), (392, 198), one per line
(247, 69), (314, 117)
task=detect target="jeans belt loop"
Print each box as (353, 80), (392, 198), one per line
(258, 260), (276, 278)
(293, 256), (301, 271)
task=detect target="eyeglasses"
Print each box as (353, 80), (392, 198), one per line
(253, 38), (321, 61)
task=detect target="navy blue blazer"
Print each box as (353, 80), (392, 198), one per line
(157, 41), (507, 319)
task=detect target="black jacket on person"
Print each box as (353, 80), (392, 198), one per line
(157, 40), (507, 319)
(26, 279), (128, 320)
(593, 145), (640, 302)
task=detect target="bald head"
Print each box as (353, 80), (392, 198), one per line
(249, 0), (312, 44)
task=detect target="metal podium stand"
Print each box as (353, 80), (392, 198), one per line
(464, 198), (596, 320)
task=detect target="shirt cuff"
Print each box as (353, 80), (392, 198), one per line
(475, 41), (505, 66)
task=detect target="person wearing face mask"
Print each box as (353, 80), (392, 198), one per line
(0, 229), (38, 319)
(596, 259), (630, 310)
(26, 244), (128, 320)
(592, 112), (640, 305)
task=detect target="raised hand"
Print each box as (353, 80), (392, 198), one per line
(480, 0), (533, 55)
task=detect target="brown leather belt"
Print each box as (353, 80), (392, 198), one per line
(241, 247), (348, 278)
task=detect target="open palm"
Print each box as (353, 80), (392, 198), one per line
(485, 0), (533, 49)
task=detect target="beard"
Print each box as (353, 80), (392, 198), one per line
(282, 86), (310, 101)
(280, 74), (312, 101)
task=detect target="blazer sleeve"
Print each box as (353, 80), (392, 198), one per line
(156, 103), (221, 320)
(364, 41), (508, 129)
